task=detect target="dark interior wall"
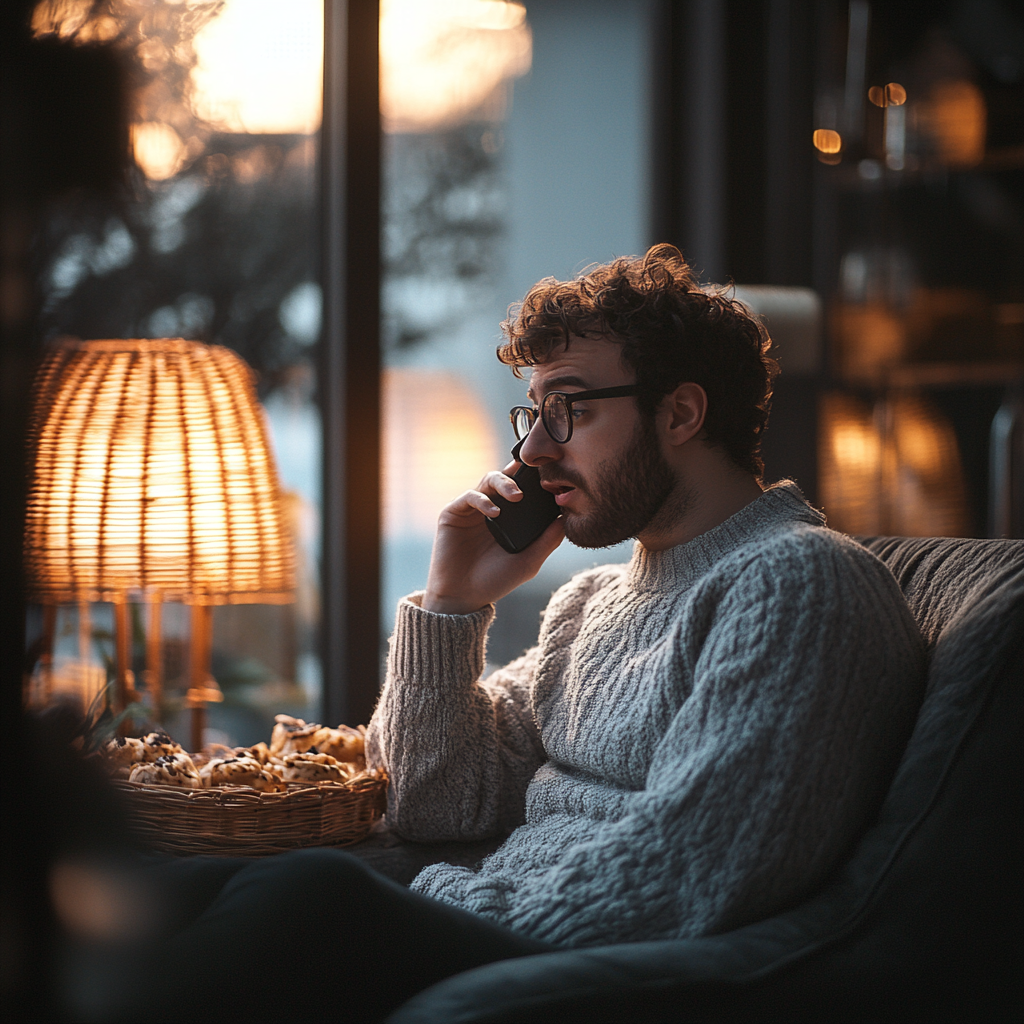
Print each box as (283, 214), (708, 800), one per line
(763, 0), (816, 287)
(651, 0), (821, 497)
(724, 0), (768, 284)
(1, 4), (131, 1015)
(653, 0), (816, 287)
(1, 2), (130, 732)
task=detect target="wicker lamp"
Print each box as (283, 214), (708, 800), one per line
(25, 338), (295, 749)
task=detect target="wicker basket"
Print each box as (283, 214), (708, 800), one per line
(115, 772), (387, 856)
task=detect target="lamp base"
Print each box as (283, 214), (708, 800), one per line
(185, 675), (223, 754)
(190, 704), (205, 756)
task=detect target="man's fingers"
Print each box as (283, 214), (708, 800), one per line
(441, 489), (500, 521)
(436, 468), (525, 528)
(477, 469), (522, 501)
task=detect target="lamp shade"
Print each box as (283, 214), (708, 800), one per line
(25, 338), (295, 605)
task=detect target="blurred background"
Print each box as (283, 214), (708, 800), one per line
(7, 0), (1023, 746)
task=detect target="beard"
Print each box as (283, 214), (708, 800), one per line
(542, 414), (685, 548)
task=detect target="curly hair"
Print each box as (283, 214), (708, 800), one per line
(497, 244), (778, 477)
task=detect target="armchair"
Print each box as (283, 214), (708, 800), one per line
(389, 536), (1023, 1023)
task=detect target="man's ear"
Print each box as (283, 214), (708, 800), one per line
(661, 382), (708, 447)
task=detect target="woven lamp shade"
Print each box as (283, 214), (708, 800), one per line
(25, 338), (295, 606)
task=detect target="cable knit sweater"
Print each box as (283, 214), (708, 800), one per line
(366, 482), (925, 948)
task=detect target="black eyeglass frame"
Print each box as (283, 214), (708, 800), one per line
(509, 384), (644, 445)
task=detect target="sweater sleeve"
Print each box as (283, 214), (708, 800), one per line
(413, 531), (926, 945)
(365, 593), (547, 841)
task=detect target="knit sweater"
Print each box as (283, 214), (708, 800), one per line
(366, 482), (925, 948)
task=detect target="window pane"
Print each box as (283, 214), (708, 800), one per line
(25, 0), (324, 747)
(381, 1), (653, 669)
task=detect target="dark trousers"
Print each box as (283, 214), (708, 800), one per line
(100, 848), (551, 1022)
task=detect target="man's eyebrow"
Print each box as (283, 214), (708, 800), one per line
(526, 374), (592, 401)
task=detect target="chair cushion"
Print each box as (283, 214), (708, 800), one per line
(389, 538), (1024, 1023)
(858, 535), (1023, 648)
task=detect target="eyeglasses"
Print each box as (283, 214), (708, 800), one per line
(509, 385), (643, 444)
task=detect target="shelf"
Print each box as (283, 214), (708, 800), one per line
(843, 362), (1024, 389)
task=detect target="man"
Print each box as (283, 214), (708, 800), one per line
(110, 246), (924, 1022)
(366, 243), (925, 946)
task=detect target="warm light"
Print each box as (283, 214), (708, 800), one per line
(31, 0), (91, 38)
(381, 0), (532, 132)
(813, 129), (842, 154)
(868, 85), (886, 107)
(32, 0), (119, 42)
(25, 339), (295, 605)
(190, 0), (323, 134)
(131, 122), (187, 181)
(884, 393), (969, 536)
(833, 302), (907, 380)
(384, 369), (499, 535)
(34, 0), (532, 144)
(819, 393), (881, 535)
(895, 411), (944, 476)
(831, 418), (881, 475)
(916, 80), (986, 167)
(820, 391), (969, 537)
(885, 83), (906, 106)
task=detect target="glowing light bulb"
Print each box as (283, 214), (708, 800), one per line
(885, 83), (906, 106)
(132, 123), (187, 181)
(813, 129), (842, 154)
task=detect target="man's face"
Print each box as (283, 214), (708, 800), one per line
(519, 336), (679, 548)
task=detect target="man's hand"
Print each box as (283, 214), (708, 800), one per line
(422, 459), (565, 614)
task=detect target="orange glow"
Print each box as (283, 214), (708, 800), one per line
(894, 407), (945, 476)
(812, 129), (842, 154)
(381, 0), (532, 132)
(34, 0), (533, 146)
(31, 0), (91, 39)
(819, 393), (882, 534)
(883, 393), (969, 536)
(384, 369), (499, 535)
(191, 0), (324, 134)
(191, 0), (532, 135)
(916, 80), (986, 167)
(831, 417), (881, 476)
(868, 85), (887, 107)
(131, 122), (187, 180)
(820, 392), (969, 536)
(25, 339), (295, 605)
(833, 302), (908, 381)
(885, 82), (906, 106)
(32, 0), (119, 41)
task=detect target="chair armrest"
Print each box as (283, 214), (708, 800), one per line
(386, 929), (809, 1024)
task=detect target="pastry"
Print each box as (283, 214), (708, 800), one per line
(129, 752), (202, 789)
(234, 741), (271, 764)
(281, 751), (349, 783)
(105, 736), (146, 769)
(200, 756), (283, 792)
(141, 731), (183, 762)
(270, 715), (322, 756)
(313, 725), (365, 764)
(280, 726), (325, 756)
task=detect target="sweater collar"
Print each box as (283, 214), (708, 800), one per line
(627, 480), (825, 592)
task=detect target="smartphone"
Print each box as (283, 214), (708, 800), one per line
(485, 439), (560, 554)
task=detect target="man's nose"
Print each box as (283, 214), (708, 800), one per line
(519, 417), (560, 467)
